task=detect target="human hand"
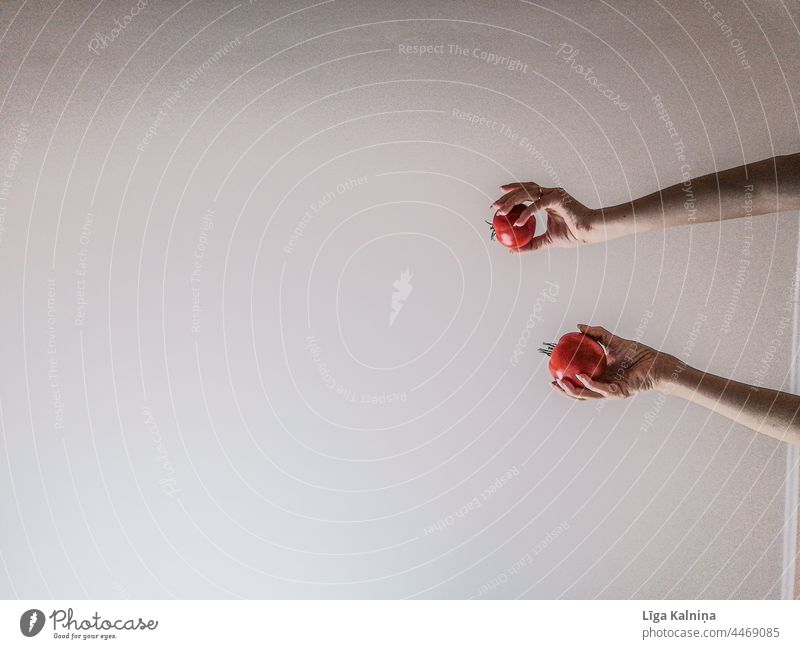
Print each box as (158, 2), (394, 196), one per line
(551, 325), (678, 401)
(492, 183), (602, 253)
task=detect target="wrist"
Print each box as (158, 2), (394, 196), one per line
(593, 203), (636, 241)
(652, 354), (693, 394)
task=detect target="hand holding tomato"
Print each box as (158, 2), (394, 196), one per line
(541, 332), (608, 390)
(491, 183), (603, 253)
(550, 325), (677, 401)
(487, 204), (536, 249)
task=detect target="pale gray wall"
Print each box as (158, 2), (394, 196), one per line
(0, 0), (798, 599)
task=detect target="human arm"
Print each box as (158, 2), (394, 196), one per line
(602, 152), (800, 236)
(663, 363), (800, 446)
(494, 153), (800, 252)
(555, 325), (800, 447)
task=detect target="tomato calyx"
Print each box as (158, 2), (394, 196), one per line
(538, 342), (556, 356)
(485, 220), (496, 241)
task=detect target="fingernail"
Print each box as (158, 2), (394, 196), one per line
(577, 323), (587, 329)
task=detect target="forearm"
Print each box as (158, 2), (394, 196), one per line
(599, 153), (800, 239)
(660, 360), (800, 446)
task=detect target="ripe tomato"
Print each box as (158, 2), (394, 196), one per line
(540, 332), (607, 389)
(488, 204), (535, 249)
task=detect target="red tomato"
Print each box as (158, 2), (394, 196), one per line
(540, 332), (607, 389)
(488, 204), (535, 249)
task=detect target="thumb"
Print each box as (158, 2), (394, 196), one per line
(509, 234), (549, 254)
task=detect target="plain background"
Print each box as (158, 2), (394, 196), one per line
(0, 0), (798, 598)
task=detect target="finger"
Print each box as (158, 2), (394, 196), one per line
(577, 324), (614, 346)
(575, 373), (618, 398)
(499, 182), (541, 192)
(490, 189), (520, 213)
(557, 379), (586, 400)
(551, 381), (579, 401)
(494, 187), (544, 215)
(556, 379), (603, 401)
(492, 188), (529, 214)
(558, 378), (582, 399)
(513, 203), (538, 227)
(492, 188), (517, 203)
(510, 188), (567, 220)
(559, 378), (603, 400)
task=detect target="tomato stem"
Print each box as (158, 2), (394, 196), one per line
(538, 342), (556, 357)
(485, 220), (496, 241)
